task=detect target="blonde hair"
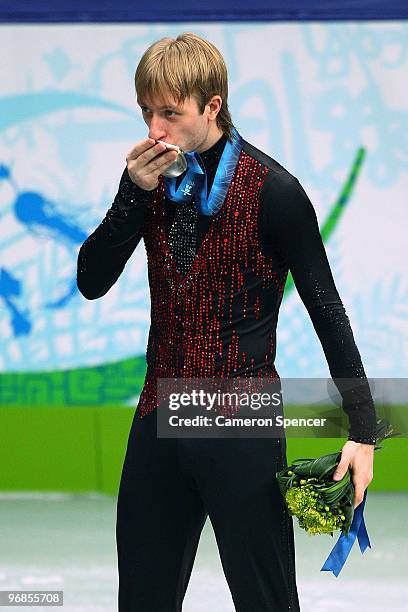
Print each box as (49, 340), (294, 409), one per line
(135, 32), (235, 141)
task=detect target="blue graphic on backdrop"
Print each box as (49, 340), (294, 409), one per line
(0, 267), (31, 337)
(1, 164), (87, 313)
(0, 23), (406, 375)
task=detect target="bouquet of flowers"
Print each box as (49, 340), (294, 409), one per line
(276, 419), (395, 537)
(276, 419), (397, 575)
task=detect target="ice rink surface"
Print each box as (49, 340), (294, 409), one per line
(0, 492), (407, 611)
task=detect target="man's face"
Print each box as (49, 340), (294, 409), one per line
(137, 92), (219, 153)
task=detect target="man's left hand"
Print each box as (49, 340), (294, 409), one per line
(332, 440), (374, 509)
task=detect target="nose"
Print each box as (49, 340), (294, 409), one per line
(147, 114), (167, 141)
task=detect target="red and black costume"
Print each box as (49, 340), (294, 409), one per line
(78, 132), (377, 443)
(77, 132), (377, 611)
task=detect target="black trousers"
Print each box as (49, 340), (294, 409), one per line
(116, 408), (301, 611)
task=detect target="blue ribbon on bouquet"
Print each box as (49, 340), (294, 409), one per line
(321, 488), (371, 577)
(164, 126), (243, 216)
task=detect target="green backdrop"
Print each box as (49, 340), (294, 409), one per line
(0, 405), (405, 494)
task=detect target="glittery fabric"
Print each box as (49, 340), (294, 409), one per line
(77, 136), (378, 444)
(139, 150), (284, 418)
(307, 276), (377, 444)
(260, 172), (377, 444)
(168, 200), (198, 275)
(76, 169), (148, 299)
(167, 132), (227, 275)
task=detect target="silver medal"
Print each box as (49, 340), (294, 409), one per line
(156, 140), (188, 178)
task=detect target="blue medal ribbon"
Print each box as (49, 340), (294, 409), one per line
(164, 126), (243, 216)
(321, 488), (371, 577)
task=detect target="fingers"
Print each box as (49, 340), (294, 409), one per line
(125, 138), (178, 190)
(353, 485), (366, 509)
(147, 148), (178, 173)
(333, 457), (350, 481)
(127, 140), (173, 168)
(138, 142), (167, 168)
(352, 471), (373, 508)
(127, 141), (177, 173)
(126, 138), (156, 162)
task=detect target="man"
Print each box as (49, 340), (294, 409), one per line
(77, 32), (376, 611)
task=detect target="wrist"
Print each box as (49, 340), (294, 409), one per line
(347, 434), (376, 445)
(119, 168), (155, 204)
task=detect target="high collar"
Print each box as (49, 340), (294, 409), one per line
(174, 131), (228, 192)
(198, 132), (228, 167)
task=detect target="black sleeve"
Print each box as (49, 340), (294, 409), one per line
(76, 168), (154, 300)
(259, 171), (377, 445)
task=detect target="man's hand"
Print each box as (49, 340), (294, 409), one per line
(126, 138), (178, 191)
(332, 440), (374, 509)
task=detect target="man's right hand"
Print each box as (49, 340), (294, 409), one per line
(126, 139), (178, 191)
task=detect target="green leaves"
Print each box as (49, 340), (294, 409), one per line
(276, 418), (396, 536)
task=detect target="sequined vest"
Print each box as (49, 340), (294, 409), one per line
(137, 147), (288, 418)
